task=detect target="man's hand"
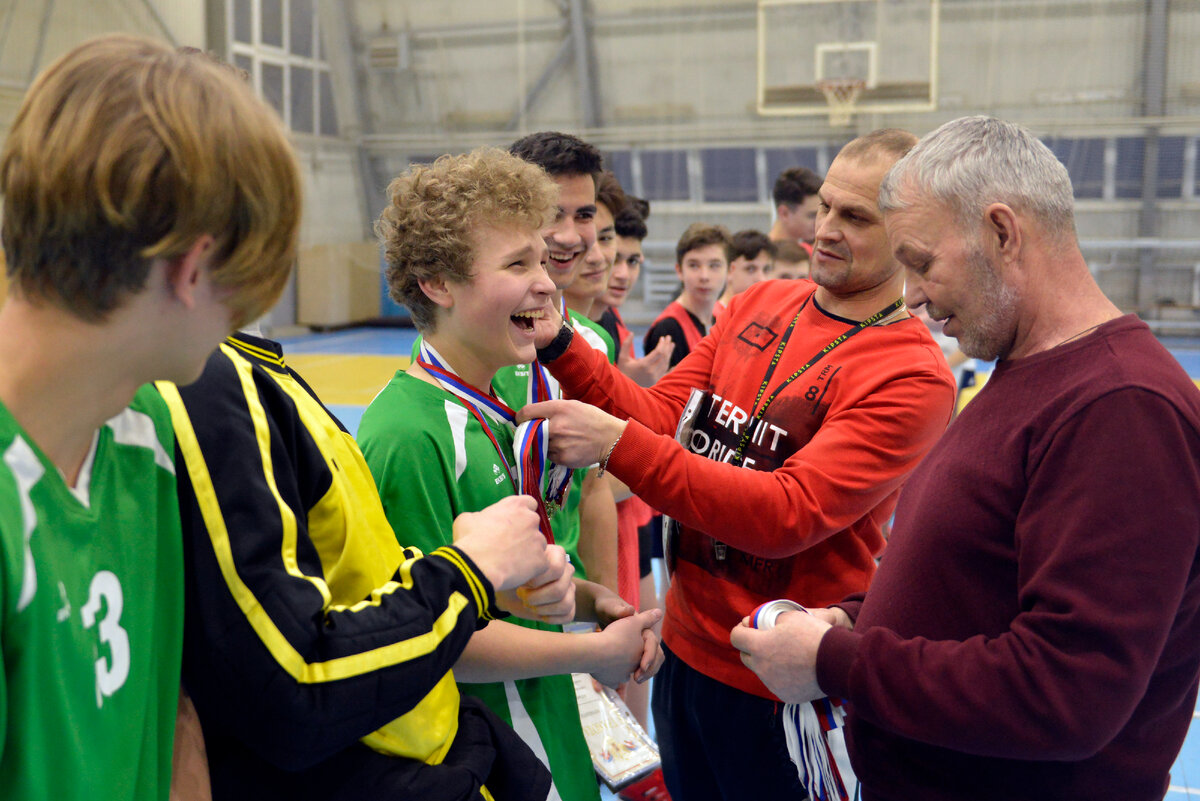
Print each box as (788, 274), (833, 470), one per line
(498, 545), (577, 624)
(810, 605), (854, 631)
(533, 305), (566, 349)
(730, 610), (832, 703)
(451, 495), (547, 591)
(516, 400), (627, 469)
(589, 608), (665, 687)
(617, 333), (674, 387)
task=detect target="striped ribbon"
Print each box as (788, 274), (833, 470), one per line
(783, 697), (857, 801)
(417, 341), (564, 542)
(748, 600), (859, 800)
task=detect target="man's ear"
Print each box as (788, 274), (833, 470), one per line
(985, 203), (1022, 264)
(165, 235), (217, 309)
(418, 274), (455, 310)
(776, 204), (791, 221)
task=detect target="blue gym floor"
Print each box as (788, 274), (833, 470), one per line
(277, 324), (1200, 798)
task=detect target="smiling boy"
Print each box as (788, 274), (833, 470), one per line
(358, 148), (663, 801)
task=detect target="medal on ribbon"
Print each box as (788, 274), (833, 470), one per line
(418, 341), (568, 542)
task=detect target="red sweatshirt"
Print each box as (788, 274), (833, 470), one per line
(818, 316), (1200, 800)
(546, 280), (955, 697)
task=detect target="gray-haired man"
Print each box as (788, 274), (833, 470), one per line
(734, 115), (1200, 801)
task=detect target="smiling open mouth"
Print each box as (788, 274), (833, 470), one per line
(511, 309), (544, 331)
(548, 252), (577, 269)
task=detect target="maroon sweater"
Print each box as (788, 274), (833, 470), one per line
(817, 315), (1200, 800)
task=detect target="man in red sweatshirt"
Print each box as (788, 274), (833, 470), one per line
(520, 129), (956, 800)
(734, 115), (1200, 801)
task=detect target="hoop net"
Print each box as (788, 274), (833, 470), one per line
(817, 79), (866, 126)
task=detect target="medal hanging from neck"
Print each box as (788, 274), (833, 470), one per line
(417, 341), (564, 542)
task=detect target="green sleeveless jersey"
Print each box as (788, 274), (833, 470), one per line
(358, 372), (599, 801)
(0, 385), (183, 801)
(408, 334), (598, 580)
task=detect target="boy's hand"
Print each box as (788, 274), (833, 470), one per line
(502, 546), (577, 624)
(617, 333), (674, 387)
(452, 495), (547, 591)
(589, 609), (664, 687)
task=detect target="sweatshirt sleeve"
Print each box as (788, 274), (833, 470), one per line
(158, 351), (497, 770)
(547, 331), (954, 557)
(816, 388), (1200, 760)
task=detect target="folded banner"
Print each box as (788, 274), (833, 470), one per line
(749, 600), (859, 801)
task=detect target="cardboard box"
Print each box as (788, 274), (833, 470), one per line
(296, 241), (382, 328)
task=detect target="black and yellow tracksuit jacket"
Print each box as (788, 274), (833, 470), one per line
(159, 333), (550, 801)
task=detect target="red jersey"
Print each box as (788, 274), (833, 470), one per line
(545, 280), (955, 697)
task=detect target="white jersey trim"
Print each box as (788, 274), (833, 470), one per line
(444, 400), (469, 481)
(4, 435), (45, 612)
(503, 679), (563, 801)
(107, 407), (175, 476)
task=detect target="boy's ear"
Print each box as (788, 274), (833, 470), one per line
(674, 263), (683, 278)
(418, 274), (455, 310)
(165, 235), (217, 309)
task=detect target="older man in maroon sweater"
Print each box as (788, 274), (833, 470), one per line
(734, 115), (1200, 800)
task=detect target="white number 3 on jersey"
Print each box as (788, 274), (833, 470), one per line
(80, 570), (131, 707)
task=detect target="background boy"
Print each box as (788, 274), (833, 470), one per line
(643, 223), (733, 369)
(593, 201), (674, 388)
(715, 229), (776, 318)
(769, 165), (823, 249)
(771, 239), (811, 280)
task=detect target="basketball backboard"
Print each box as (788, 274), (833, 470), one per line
(756, 0), (940, 123)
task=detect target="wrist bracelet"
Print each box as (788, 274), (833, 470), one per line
(596, 430), (623, 477)
(536, 320), (574, 363)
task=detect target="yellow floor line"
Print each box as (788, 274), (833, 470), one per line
(287, 353), (410, 406)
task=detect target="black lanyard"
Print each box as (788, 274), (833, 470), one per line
(731, 296), (905, 463)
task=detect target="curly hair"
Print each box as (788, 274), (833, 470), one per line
(376, 147), (558, 332)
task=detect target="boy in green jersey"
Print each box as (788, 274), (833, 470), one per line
(360, 147), (664, 801)
(0, 35), (301, 801)
(403, 133), (621, 592)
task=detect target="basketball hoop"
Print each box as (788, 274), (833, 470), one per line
(817, 79), (866, 126)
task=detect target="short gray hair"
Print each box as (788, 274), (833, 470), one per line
(878, 116), (1077, 243)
